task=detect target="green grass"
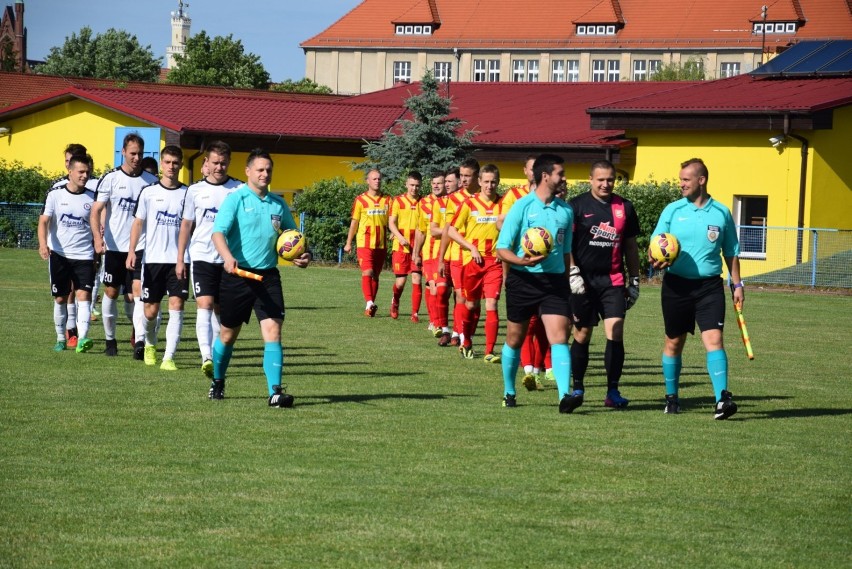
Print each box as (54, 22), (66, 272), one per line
(748, 248), (852, 288)
(1, 248), (850, 568)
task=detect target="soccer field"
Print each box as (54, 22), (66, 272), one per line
(1, 248), (849, 568)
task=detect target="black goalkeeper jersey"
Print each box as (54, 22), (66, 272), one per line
(569, 191), (640, 289)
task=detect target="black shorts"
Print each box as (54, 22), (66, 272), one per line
(191, 260), (225, 301)
(505, 270), (571, 323)
(141, 263), (189, 303)
(661, 273), (726, 338)
(103, 250), (143, 291)
(571, 285), (627, 328)
(218, 267), (285, 328)
(49, 252), (94, 298)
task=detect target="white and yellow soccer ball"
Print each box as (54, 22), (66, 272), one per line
(649, 232), (680, 264)
(277, 229), (307, 262)
(521, 226), (554, 257)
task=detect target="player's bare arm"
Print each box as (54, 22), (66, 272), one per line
(90, 201), (106, 254)
(388, 215), (409, 249)
(37, 215), (50, 260)
(496, 247), (544, 267)
(447, 225), (481, 265)
(343, 218), (358, 253)
(211, 232), (237, 273)
(175, 218), (194, 280)
(126, 218), (144, 270)
(726, 255), (744, 307)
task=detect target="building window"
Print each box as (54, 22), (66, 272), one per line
(577, 25), (587, 35)
(607, 59), (620, 82)
(393, 61), (412, 83)
(577, 24), (617, 36)
(754, 22), (797, 33)
(512, 59), (525, 82)
(423, 25), (432, 34)
(396, 25), (404, 34)
(649, 59), (662, 77)
(735, 196), (768, 258)
(434, 61), (452, 82)
(566, 60), (579, 82)
(405, 25), (413, 34)
(396, 24), (433, 35)
(720, 62), (741, 78)
(527, 60), (539, 82)
(592, 59), (606, 82)
(596, 25), (606, 34)
(488, 59), (500, 82)
(633, 60), (647, 81)
(552, 60), (564, 82)
(785, 22), (796, 32)
(606, 25), (616, 34)
(473, 59), (486, 82)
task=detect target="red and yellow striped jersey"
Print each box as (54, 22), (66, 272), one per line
(418, 194), (438, 261)
(389, 194), (420, 253)
(451, 194), (502, 264)
(351, 192), (391, 249)
(430, 195), (450, 261)
(443, 189), (474, 262)
(500, 184), (531, 212)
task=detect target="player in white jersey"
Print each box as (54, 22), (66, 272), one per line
(37, 154), (96, 353)
(90, 133), (158, 358)
(176, 141), (242, 377)
(127, 146), (189, 371)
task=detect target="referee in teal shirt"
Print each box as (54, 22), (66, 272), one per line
(210, 149), (311, 407)
(651, 158), (743, 420)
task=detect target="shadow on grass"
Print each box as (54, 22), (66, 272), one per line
(740, 407), (852, 420)
(222, 392), (472, 406)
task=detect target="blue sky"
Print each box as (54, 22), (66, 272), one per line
(24, 0), (362, 82)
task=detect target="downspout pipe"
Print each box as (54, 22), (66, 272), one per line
(784, 115), (809, 264)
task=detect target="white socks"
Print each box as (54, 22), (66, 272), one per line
(76, 301), (91, 339)
(102, 296), (117, 340)
(164, 310), (183, 360)
(53, 302), (67, 341)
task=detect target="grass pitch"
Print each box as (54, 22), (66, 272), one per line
(1, 249), (849, 568)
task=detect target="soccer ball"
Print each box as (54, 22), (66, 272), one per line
(521, 227), (554, 257)
(277, 229), (307, 261)
(649, 232), (680, 264)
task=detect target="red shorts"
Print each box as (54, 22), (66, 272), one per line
(462, 257), (502, 302)
(450, 259), (463, 290)
(423, 258), (439, 283)
(392, 250), (420, 276)
(357, 247), (387, 275)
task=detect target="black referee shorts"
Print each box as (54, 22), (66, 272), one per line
(505, 269), (571, 323)
(661, 273), (725, 338)
(218, 267), (285, 328)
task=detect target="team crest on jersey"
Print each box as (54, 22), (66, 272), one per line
(707, 225), (720, 242)
(84, 202), (91, 211)
(556, 228), (565, 245)
(614, 208), (624, 219)
(271, 214), (281, 231)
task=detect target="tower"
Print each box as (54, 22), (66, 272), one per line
(166, 0), (191, 68)
(0, 0), (26, 72)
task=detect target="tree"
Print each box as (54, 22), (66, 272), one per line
(355, 71), (476, 182)
(649, 57), (707, 81)
(166, 31), (269, 89)
(37, 27), (160, 82)
(0, 37), (18, 72)
(270, 78), (333, 94)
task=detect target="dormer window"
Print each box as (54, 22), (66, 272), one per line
(753, 22), (797, 34)
(576, 24), (616, 36)
(395, 24), (433, 35)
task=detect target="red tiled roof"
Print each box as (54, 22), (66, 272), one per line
(573, 0), (624, 25)
(348, 81), (686, 147)
(393, 0), (440, 24)
(587, 73), (852, 114)
(302, 0), (852, 50)
(0, 81), (404, 141)
(0, 71), (346, 110)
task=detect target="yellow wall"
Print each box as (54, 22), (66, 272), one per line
(808, 105), (852, 230)
(0, 99), (162, 176)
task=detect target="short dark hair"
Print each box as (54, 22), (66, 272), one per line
(590, 159), (616, 176)
(67, 153), (91, 169)
(247, 148), (273, 167)
(140, 157), (158, 173)
(444, 166), (460, 179)
(407, 170), (423, 183)
(64, 143), (87, 156)
(681, 157), (708, 181)
(480, 163), (500, 179)
(160, 145), (183, 161)
(460, 158), (480, 175)
(205, 140), (231, 158)
(533, 154), (565, 184)
(122, 132), (144, 150)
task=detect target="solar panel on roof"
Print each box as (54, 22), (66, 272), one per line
(751, 40), (852, 77)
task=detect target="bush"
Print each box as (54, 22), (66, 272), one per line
(564, 179), (681, 275)
(0, 159), (57, 203)
(294, 178), (365, 263)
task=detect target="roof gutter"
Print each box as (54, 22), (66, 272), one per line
(783, 114), (809, 264)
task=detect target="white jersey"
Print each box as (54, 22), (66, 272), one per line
(96, 167), (158, 252)
(135, 181), (188, 264)
(42, 185), (95, 260)
(51, 177), (99, 192)
(182, 176), (242, 263)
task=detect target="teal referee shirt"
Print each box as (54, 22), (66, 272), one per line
(652, 196), (740, 279)
(496, 191), (573, 274)
(213, 184), (296, 270)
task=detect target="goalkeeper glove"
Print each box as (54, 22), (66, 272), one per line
(625, 276), (640, 309)
(569, 266), (585, 295)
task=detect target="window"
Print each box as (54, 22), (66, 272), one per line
(423, 25), (432, 34)
(473, 59), (486, 82)
(393, 61), (412, 83)
(414, 25), (422, 34)
(405, 25), (413, 34)
(649, 59), (662, 76)
(592, 59), (606, 82)
(720, 62), (741, 78)
(633, 60), (647, 81)
(434, 61), (452, 82)
(785, 22), (796, 32)
(577, 25), (587, 35)
(755, 22), (798, 33)
(512, 59), (525, 82)
(734, 196), (768, 258)
(395, 25), (404, 34)
(577, 24), (616, 36)
(396, 24), (433, 35)
(607, 59), (620, 82)
(552, 60), (564, 82)
(566, 60), (579, 82)
(527, 60), (539, 82)
(488, 59), (500, 82)
(606, 25), (616, 34)
(596, 25), (606, 34)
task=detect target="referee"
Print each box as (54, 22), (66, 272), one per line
(651, 158), (743, 420)
(495, 154), (581, 412)
(209, 149), (311, 406)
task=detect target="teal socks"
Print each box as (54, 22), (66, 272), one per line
(212, 337), (234, 380)
(550, 343), (571, 400)
(662, 354), (682, 397)
(500, 343), (519, 396)
(263, 342), (283, 396)
(706, 349), (729, 402)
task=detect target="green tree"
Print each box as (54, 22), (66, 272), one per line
(167, 31), (269, 89)
(355, 71), (476, 183)
(37, 27), (160, 82)
(0, 37), (18, 72)
(270, 78), (333, 94)
(649, 57), (707, 81)
(293, 177), (366, 263)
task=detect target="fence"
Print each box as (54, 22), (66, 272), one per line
(5, 203), (851, 288)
